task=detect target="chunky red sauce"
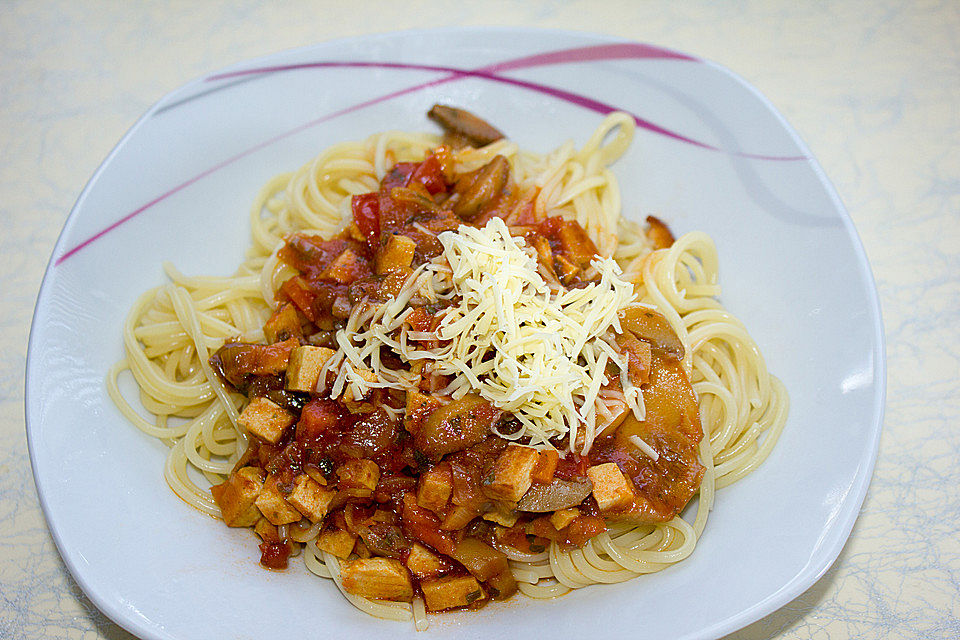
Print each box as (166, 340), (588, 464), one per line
(209, 108), (703, 613)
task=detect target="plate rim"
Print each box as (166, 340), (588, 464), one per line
(25, 25), (886, 640)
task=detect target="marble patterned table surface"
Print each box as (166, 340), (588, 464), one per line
(2, 2), (958, 638)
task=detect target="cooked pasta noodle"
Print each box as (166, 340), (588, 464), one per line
(108, 112), (787, 626)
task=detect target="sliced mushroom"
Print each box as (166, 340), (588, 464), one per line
(427, 104), (505, 148)
(645, 215), (675, 249)
(618, 306), (684, 362)
(516, 478), (593, 513)
(452, 155), (510, 220)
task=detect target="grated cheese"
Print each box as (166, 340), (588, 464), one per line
(321, 217), (647, 452)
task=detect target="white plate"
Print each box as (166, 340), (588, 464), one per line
(27, 27), (884, 640)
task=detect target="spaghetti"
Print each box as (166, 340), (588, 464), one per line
(108, 110), (788, 626)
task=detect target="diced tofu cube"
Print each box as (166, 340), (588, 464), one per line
(340, 557), (414, 601)
(531, 448), (559, 484)
(421, 575), (485, 612)
(316, 528), (357, 559)
(375, 234), (417, 275)
(210, 466), (264, 527)
(586, 463), (634, 512)
(341, 367), (378, 413)
(336, 459), (380, 498)
(286, 474), (338, 523)
(263, 303), (302, 343)
(285, 346), (336, 393)
(319, 248), (368, 284)
(549, 508), (580, 530)
(405, 543), (445, 579)
(417, 464), (453, 514)
(484, 444), (540, 502)
(254, 517), (279, 542)
(254, 477), (303, 525)
(238, 397), (294, 444)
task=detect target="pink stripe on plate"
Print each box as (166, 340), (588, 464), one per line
(56, 43), (804, 264)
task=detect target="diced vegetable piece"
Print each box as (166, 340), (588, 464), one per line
(645, 215), (675, 249)
(318, 248), (369, 284)
(278, 277), (318, 323)
(482, 507), (519, 527)
(404, 390), (442, 434)
(421, 575), (485, 612)
(556, 219), (599, 268)
(554, 253), (580, 284)
(415, 393), (499, 460)
(427, 104), (505, 148)
(316, 528), (357, 559)
(336, 459), (380, 498)
(618, 306), (684, 361)
(254, 517), (279, 542)
(516, 478), (593, 513)
(483, 444), (540, 502)
(586, 463), (635, 512)
(351, 192), (380, 252)
(616, 329), (653, 386)
(296, 398), (342, 441)
(212, 338), (299, 388)
(286, 474), (338, 523)
(449, 538), (508, 581)
(549, 508), (580, 530)
(405, 542), (447, 579)
(259, 540), (292, 570)
(340, 557), (414, 602)
(285, 345), (336, 393)
(254, 476), (303, 526)
(400, 493), (455, 555)
(238, 397), (295, 444)
(375, 234), (417, 275)
(486, 569), (518, 601)
(417, 464), (453, 514)
(453, 155), (510, 219)
(440, 504), (479, 531)
(263, 303), (302, 343)
(358, 523), (410, 559)
(531, 449), (560, 484)
(340, 409), (399, 458)
(211, 466), (264, 527)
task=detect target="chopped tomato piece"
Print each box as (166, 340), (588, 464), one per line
(279, 277), (318, 323)
(351, 193), (380, 252)
(400, 492), (455, 555)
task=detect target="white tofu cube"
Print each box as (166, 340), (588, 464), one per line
(484, 444), (540, 502)
(210, 466), (264, 527)
(340, 557), (414, 601)
(285, 346), (336, 392)
(254, 477), (303, 525)
(286, 474), (338, 523)
(238, 397), (294, 444)
(586, 463), (635, 512)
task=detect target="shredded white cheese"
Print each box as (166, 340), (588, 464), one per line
(322, 217), (646, 452)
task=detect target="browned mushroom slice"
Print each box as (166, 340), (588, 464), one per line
(645, 215), (675, 249)
(618, 306), (685, 362)
(452, 155), (510, 220)
(516, 478), (594, 512)
(428, 104), (505, 148)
